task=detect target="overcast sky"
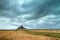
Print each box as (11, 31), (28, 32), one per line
(0, 0), (60, 29)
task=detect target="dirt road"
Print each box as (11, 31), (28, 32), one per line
(0, 30), (60, 40)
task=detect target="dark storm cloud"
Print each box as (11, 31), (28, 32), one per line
(0, 0), (60, 29)
(21, 0), (60, 20)
(0, 0), (51, 18)
(0, 0), (60, 19)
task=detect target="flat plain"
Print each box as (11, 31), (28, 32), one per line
(0, 30), (60, 40)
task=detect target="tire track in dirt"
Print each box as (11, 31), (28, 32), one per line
(0, 30), (60, 40)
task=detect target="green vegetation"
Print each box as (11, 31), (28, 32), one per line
(25, 30), (60, 38)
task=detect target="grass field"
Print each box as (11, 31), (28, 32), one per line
(0, 30), (60, 40)
(25, 30), (60, 38)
